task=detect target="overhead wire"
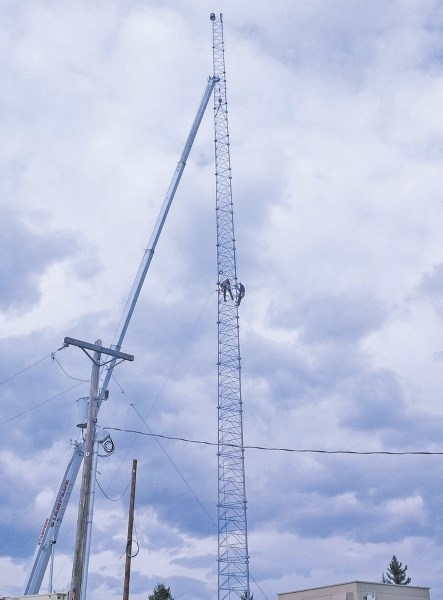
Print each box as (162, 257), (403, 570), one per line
(0, 354), (51, 385)
(0, 343), (67, 386)
(53, 287), (217, 587)
(250, 574), (269, 600)
(103, 426), (443, 456)
(143, 288), (213, 420)
(97, 285), (438, 600)
(0, 344), (90, 427)
(51, 354), (90, 383)
(132, 516), (140, 557)
(90, 290), (218, 582)
(0, 381), (86, 427)
(92, 288), (215, 518)
(16, 298), (427, 597)
(96, 475), (131, 502)
(129, 399), (217, 528)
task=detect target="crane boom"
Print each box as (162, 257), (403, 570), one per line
(24, 441), (84, 594)
(24, 75), (217, 595)
(101, 75), (218, 375)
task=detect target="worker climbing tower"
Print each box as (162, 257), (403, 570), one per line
(210, 13), (250, 600)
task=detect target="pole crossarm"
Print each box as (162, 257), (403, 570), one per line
(63, 337), (134, 363)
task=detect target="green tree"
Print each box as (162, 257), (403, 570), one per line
(381, 555), (411, 585)
(148, 583), (174, 600)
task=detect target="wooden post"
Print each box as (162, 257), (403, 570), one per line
(64, 336), (134, 600)
(71, 341), (101, 600)
(123, 459), (138, 600)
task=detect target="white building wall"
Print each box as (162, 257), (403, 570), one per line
(278, 581), (430, 600)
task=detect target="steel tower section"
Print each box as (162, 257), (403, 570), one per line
(210, 13), (250, 600)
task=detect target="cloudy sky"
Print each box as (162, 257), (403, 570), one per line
(1, 0), (443, 598)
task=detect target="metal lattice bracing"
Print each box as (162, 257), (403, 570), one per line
(211, 13), (250, 600)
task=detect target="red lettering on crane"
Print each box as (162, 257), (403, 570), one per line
(50, 479), (69, 528)
(37, 518), (49, 545)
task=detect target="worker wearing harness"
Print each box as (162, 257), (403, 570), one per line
(220, 278), (234, 301)
(237, 282), (245, 306)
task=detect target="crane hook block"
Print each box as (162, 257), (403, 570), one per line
(210, 13), (216, 20)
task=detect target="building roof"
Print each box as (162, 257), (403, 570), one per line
(278, 581), (431, 596)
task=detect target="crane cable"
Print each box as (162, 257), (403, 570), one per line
(76, 287), (217, 574)
(129, 399), (217, 527)
(90, 288), (215, 512)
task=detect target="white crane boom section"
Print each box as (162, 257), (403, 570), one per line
(24, 442), (84, 595)
(24, 75), (217, 596)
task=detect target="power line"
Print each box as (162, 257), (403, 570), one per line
(51, 354), (90, 382)
(91, 287), (215, 516)
(0, 381), (85, 427)
(96, 475), (131, 502)
(128, 402), (217, 528)
(0, 345), (90, 427)
(142, 288), (213, 421)
(0, 344), (68, 386)
(0, 354), (51, 385)
(102, 426), (443, 456)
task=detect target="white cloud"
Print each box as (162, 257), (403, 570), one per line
(2, 0), (443, 598)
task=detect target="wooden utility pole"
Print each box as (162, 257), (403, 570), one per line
(71, 340), (101, 600)
(65, 337), (134, 600)
(123, 459), (138, 600)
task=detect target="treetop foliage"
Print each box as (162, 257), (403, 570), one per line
(148, 583), (174, 600)
(381, 555), (411, 585)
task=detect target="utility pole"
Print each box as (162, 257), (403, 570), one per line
(123, 459), (138, 600)
(65, 337), (134, 600)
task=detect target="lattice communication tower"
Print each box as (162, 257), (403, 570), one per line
(211, 13), (250, 600)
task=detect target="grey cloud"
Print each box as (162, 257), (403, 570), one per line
(246, 451), (437, 544)
(339, 368), (406, 431)
(0, 524), (31, 558)
(0, 210), (78, 312)
(171, 554), (215, 568)
(3, 1), (443, 598)
(242, 327), (370, 412)
(270, 292), (386, 345)
(419, 262), (443, 297)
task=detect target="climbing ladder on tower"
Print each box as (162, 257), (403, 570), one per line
(211, 12), (251, 600)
